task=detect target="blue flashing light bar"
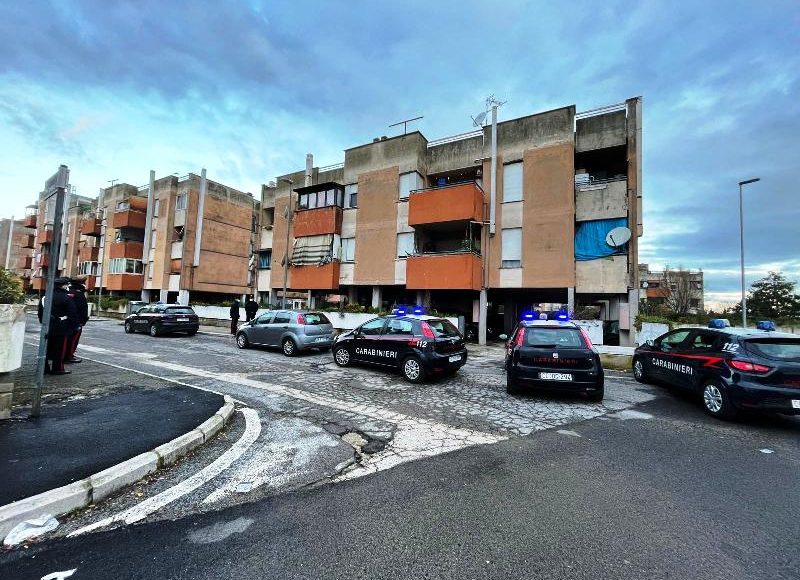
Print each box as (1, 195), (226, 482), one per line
(521, 311), (536, 321)
(554, 310), (569, 321)
(756, 320), (776, 331)
(708, 319), (731, 329)
(412, 306), (425, 315)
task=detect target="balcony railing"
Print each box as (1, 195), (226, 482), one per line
(406, 252), (482, 290)
(293, 205), (343, 237)
(79, 246), (99, 262)
(22, 234), (35, 248)
(39, 229), (53, 245)
(105, 274), (144, 291)
(111, 209), (146, 229)
(80, 217), (102, 236)
(109, 241), (143, 260)
(23, 214), (37, 228)
(408, 181), (484, 227)
(290, 261), (340, 290)
(17, 256), (32, 269)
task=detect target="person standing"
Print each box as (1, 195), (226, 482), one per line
(229, 298), (241, 335)
(66, 277), (89, 363)
(244, 296), (258, 322)
(37, 277), (79, 375)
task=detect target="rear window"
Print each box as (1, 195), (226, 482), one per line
(524, 327), (585, 348)
(166, 307), (195, 315)
(425, 319), (461, 338)
(304, 312), (330, 325)
(746, 339), (800, 362)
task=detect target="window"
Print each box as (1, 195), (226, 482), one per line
(303, 313), (330, 325)
(108, 258), (144, 274)
(176, 192), (188, 210)
(397, 232), (415, 258)
(273, 312), (291, 324)
(255, 313), (273, 325)
(503, 162), (523, 202)
(359, 318), (385, 336)
(258, 250), (272, 269)
(345, 184), (358, 208)
(688, 331), (719, 352)
(153, 199), (160, 218)
(658, 330), (691, 350)
(341, 238), (355, 262)
(425, 319), (461, 338)
(399, 172), (423, 200)
(501, 228), (521, 268)
(385, 319), (413, 335)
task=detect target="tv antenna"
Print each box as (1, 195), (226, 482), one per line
(389, 115), (423, 135)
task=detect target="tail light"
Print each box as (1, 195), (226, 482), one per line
(296, 314), (306, 325)
(421, 322), (435, 339)
(578, 328), (593, 349)
(728, 359), (771, 374)
(514, 328), (525, 347)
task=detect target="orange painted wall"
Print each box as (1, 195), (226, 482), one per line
(406, 253), (482, 290)
(289, 261), (340, 290)
(353, 167), (399, 285)
(293, 206), (342, 237)
(105, 274), (144, 291)
(111, 210), (146, 229)
(408, 183), (484, 226)
(109, 241), (143, 259)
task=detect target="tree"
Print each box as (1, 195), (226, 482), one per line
(659, 266), (696, 317)
(736, 271), (800, 319)
(0, 268), (25, 305)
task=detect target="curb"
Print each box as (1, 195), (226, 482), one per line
(0, 395), (236, 542)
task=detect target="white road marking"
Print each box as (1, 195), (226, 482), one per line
(68, 408), (261, 537)
(759, 448), (775, 454)
(41, 571), (76, 580)
(77, 345), (111, 353)
(610, 409), (654, 420)
(557, 429), (582, 437)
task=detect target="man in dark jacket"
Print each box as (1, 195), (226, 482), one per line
(37, 277), (80, 375)
(229, 298), (241, 335)
(66, 277), (90, 362)
(244, 296), (258, 322)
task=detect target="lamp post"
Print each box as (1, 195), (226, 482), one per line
(738, 177), (760, 328)
(279, 178), (294, 309)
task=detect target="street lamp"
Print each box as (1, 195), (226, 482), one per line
(279, 177), (294, 309)
(738, 177), (760, 328)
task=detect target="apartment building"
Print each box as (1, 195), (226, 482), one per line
(638, 264), (704, 314)
(0, 217), (35, 289)
(258, 97), (643, 345)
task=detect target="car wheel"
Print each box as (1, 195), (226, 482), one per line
(149, 324), (159, 337)
(333, 346), (351, 367)
(632, 357), (648, 383)
(506, 375), (520, 395)
(282, 337), (297, 357)
(236, 333), (249, 349)
(587, 386), (605, 403)
(186, 329), (198, 336)
(702, 380), (737, 420)
(401, 356), (425, 383)
(124, 322), (133, 334)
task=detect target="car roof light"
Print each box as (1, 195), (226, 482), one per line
(522, 311), (535, 321)
(555, 310), (569, 321)
(708, 318), (731, 329)
(539, 313), (548, 320)
(756, 320), (776, 331)
(412, 305), (425, 315)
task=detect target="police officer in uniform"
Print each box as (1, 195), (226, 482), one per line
(229, 298), (241, 335)
(37, 277), (80, 375)
(66, 277), (90, 363)
(244, 296), (259, 322)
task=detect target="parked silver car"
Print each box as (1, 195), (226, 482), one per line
(235, 310), (334, 356)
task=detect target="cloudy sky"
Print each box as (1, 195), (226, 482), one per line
(1, 0), (798, 304)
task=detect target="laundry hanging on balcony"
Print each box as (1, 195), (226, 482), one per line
(574, 218), (628, 261)
(291, 234), (334, 266)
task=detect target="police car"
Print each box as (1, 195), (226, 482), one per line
(505, 313), (604, 401)
(124, 303), (199, 337)
(633, 320), (800, 419)
(332, 309), (467, 383)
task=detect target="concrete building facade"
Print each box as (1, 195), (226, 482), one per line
(639, 264), (704, 314)
(0, 217), (35, 289)
(258, 98), (644, 345)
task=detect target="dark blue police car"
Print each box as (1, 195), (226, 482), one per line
(332, 311), (467, 383)
(633, 321), (800, 419)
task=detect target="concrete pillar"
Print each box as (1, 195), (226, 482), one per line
(478, 289), (487, 345)
(415, 290), (424, 306)
(423, 290), (431, 308)
(178, 289), (190, 305)
(347, 286), (357, 305)
(567, 287), (575, 314)
(141, 289), (152, 303)
(307, 290), (315, 309)
(159, 289), (169, 303)
(268, 289), (277, 307)
(371, 286), (382, 309)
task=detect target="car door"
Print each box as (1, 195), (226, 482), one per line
(267, 311), (292, 346)
(249, 312), (273, 344)
(682, 330), (725, 390)
(377, 317), (415, 367)
(650, 329), (693, 387)
(352, 317), (387, 364)
(133, 306), (151, 330)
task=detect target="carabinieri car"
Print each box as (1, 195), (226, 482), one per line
(124, 304), (199, 337)
(633, 326), (800, 419)
(332, 314), (467, 383)
(505, 319), (604, 401)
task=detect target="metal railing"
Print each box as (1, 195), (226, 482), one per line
(318, 162), (344, 172)
(575, 102), (627, 120)
(427, 129), (483, 148)
(410, 180), (484, 195)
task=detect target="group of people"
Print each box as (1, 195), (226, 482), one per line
(229, 296), (259, 335)
(37, 277), (90, 375)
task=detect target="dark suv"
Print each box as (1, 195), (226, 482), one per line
(505, 320), (604, 401)
(634, 327), (800, 419)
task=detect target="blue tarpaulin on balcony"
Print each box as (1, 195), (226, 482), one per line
(574, 218), (628, 261)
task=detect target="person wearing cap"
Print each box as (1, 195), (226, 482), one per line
(66, 277), (90, 363)
(37, 277), (80, 375)
(244, 296), (259, 322)
(229, 298), (241, 335)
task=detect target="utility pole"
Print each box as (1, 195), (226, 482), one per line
(738, 177), (760, 328)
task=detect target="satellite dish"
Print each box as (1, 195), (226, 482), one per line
(606, 226), (631, 248)
(471, 112), (487, 127)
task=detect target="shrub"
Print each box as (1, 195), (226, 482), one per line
(0, 268), (25, 305)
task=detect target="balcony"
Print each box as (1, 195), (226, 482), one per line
(111, 209), (146, 229)
(170, 259), (182, 274)
(105, 274), (144, 291)
(17, 256), (32, 269)
(23, 214), (37, 228)
(22, 234), (35, 248)
(406, 252), (482, 290)
(80, 217), (102, 236)
(290, 261), (340, 290)
(84, 275), (97, 291)
(293, 206), (343, 237)
(39, 229), (53, 245)
(31, 277), (46, 291)
(79, 245), (100, 262)
(109, 241), (143, 259)
(38, 254), (50, 268)
(408, 182), (484, 227)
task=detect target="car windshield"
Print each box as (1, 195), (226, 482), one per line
(166, 307), (195, 315)
(745, 339), (800, 362)
(304, 312), (330, 325)
(426, 319), (461, 338)
(524, 327), (584, 348)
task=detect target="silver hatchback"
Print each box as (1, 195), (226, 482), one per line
(235, 310), (334, 356)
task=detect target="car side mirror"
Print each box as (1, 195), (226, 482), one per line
(645, 339), (655, 347)
(498, 334), (508, 341)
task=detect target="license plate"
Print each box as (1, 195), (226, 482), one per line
(792, 400), (800, 409)
(539, 372), (572, 381)
(177, 317), (189, 322)
(315, 337), (328, 343)
(448, 355), (462, 363)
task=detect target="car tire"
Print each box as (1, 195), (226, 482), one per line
(282, 337), (297, 357)
(124, 322), (133, 334)
(186, 329), (198, 336)
(632, 356), (648, 383)
(702, 380), (738, 420)
(149, 324), (159, 337)
(333, 346), (351, 367)
(401, 356), (425, 383)
(236, 333), (249, 349)
(587, 386), (605, 403)
(506, 375), (520, 395)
